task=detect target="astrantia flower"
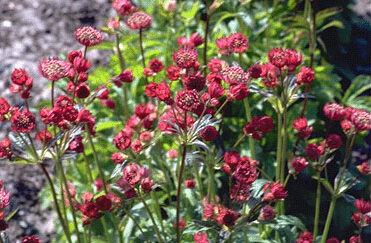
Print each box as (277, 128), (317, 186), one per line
(183, 72), (205, 91)
(263, 182), (287, 201)
(296, 66), (314, 84)
(190, 32), (204, 47)
(113, 0), (136, 16)
(113, 130), (131, 151)
(0, 187), (10, 209)
(155, 81), (172, 102)
(351, 110), (371, 131)
(39, 58), (70, 81)
(173, 48), (198, 69)
(215, 208), (240, 227)
(248, 63), (262, 79)
(0, 98), (10, 115)
(173, 218), (186, 230)
(185, 179), (196, 189)
(123, 163), (142, 185)
(323, 103), (345, 121)
(284, 49), (302, 72)
(207, 58), (225, 73)
(234, 162), (258, 184)
(355, 199), (371, 214)
(194, 232), (209, 243)
(215, 37), (230, 56)
(258, 205), (276, 221)
(175, 89), (201, 112)
(296, 231), (313, 243)
(200, 126), (218, 141)
(74, 26), (103, 47)
(222, 65), (249, 85)
(10, 109), (35, 133)
(268, 48), (286, 68)
(357, 162), (371, 175)
(230, 183), (251, 202)
(11, 68), (29, 85)
(21, 236), (41, 243)
(227, 84), (249, 101)
(293, 117), (308, 131)
(208, 81), (225, 99)
(126, 12), (152, 30)
(306, 143), (323, 160)
(141, 177), (154, 193)
(166, 65), (181, 81)
(260, 63), (280, 87)
(325, 134), (343, 149)
(326, 237), (340, 243)
(228, 32), (249, 53)
(291, 157), (308, 172)
(149, 58), (164, 73)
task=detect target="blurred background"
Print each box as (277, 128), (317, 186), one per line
(0, 0), (370, 242)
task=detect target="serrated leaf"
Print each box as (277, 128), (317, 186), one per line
(318, 20), (344, 33)
(316, 7), (342, 27)
(342, 75), (371, 103)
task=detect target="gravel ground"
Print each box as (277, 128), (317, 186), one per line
(0, 0), (113, 242)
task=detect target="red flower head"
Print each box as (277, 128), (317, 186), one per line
(21, 236), (41, 243)
(190, 32), (205, 47)
(173, 48), (198, 69)
(293, 117), (308, 131)
(54, 95), (74, 108)
(326, 238), (340, 243)
(200, 126), (218, 141)
(0, 219), (8, 231)
(208, 81), (225, 99)
(284, 49), (302, 72)
(123, 187), (137, 199)
(130, 140), (143, 153)
(215, 37), (231, 56)
(175, 89), (201, 112)
(39, 57), (70, 81)
(259, 205), (276, 221)
(323, 103), (345, 121)
(111, 152), (126, 164)
(0, 138), (12, 159)
(166, 65), (181, 81)
(123, 163), (142, 185)
(222, 65), (249, 85)
(134, 104), (150, 119)
(96, 195), (112, 211)
(243, 116), (273, 140)
(68, 135), (84, 153)
(0, 98), (10, 115)
(260, 63), (280, 87)
(299, 126), (313, 139)
(268, 48), (286, 68)
(233, 162), (258, 184)
(10, 109), (35, 133)
(119, 69), (134, 83)
(11, 69), (29, 85)
(173, 218), (186, 230)
(156, 81), (172, 103)
(149, 58), (164, 73)
(113, 0), (136, 16)
(207, 58), (225, 73)
(126, 12), (152, 30)
(228, 32), (249, 53)
(202, 197), (215, 220)
(167, 149), (178, 159)
(114, 129), (132, 150)
(296, 231), (313, 243)
(141, 177), (154, 193)
(185, 179), (196, 189)
(248, 63), (262, 79)
(0, 187), (10, 210)
(194, 232), (209, 243)
(216, 208), (240, 227)
(183, 72), (206, 91)
(351, 110), (371, 131)
(258, 116), (274, 133)
(296, 67), (315, 84)
(325, 134), (343, 149)
(357, 162), (371, 175)
(80, 201), (101, 219)
(75, 83), (91, 99)
(67, 50), (83, 63)
(73, 57), (91, 73)
(263, 182), (287, 201)
(224, 151), (241, 170)
(230, 183), (251, 202)
(145, 82), (158, 98)
(227, 84), (249, 101)
(74, 26), (103, 46)
(355, 199), (371, 214)
(291, 157), (308, 173)
(306, 143), (323, 160)
(349, 235), (362, 243)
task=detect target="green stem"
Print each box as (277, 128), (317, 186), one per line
(215, 99), (229, 116)
(0, 234), (4, 243)
(101, 217), (112, 243)
(275, 112), (282, 182)
(243, 99), (255, 159)
(115, 33), (129, 121)
(39, 164), (72, 243)
(313, 171), (321, 239)
(320, 197), (336, 243)
(193, 162), (204, 198)
(280, 107), (288, 184)
(139, 194), (164, 243)
(151, 191), (164, 231)
(82, 151), (94, 187)
(176, 145), (187, 243)
(120, 207), (147, 241)
(203, 0), (210, 77)
(232, 134), (246, 148)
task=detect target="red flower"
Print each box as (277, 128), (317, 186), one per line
(325, 134), (343, 149)
(173, 48), (198, 69)
(68, 136), (84, 153)
(183, 72), (206, 91)
(284, 49), (302, 72)
(0, 187), (10, 210)
(243, 116), (273, 140)
(0, 219), (8, 231)
(123, 163), (142, 185)
(0, 98), (10, 115)
(123, 187), (137, 199)
(222, 65), (249, 85)
(11, 69), (29, 85)
(175, 89), (201, 112)
(202, 198), (215, 220)
(224, 151), (241, 170)
(233, 162), (258, 184)
(215, 208), (240, 227)
(67, 50), (82, 63)
(39, 57), (70, 81)
(145, 82), (158, 97)
(323, 103), (345, 121)
(73, 57), (90, 73)
(54, 95), (74, 108)
(80, 201), (101, 219)
(263, 182), (287, 201)
(10, 109), (35, 133)
(126, 12), (152, 30)
(208, 81), (225, 99)
(194, 232), (209, 243)
(258, 116), (274, 133)
(75, 83), (91, 99)
(21, 236), (41, 243)
(293, 117), (308, 131)
(173, 218), (186, 230)
(200, 126), (218, 141)
(130, 140), (143, 153)
(141, 177), (154, 193)
(215, 37), (231, 56)
(306, 143), (323, 160)
(143, 67), (153, 77)
(149, 58), (164, 73)
(299, 126), (313, 139)
(248, 63), (262, 79)
(156, 81), (172, 102)
(111, 152), (126, 164)
(355, 199), (371, 214)
(119, 69), (134, 83)
(207, 58), (225, 73)
(296, 231), (313, 243)
(357, 162), (371, 175)
(185, 179), (196, 189)
(268, 48), (286, 68)
(227, 84), (249, 101)
(259, 205), (276, 221)
(296, 66), (315, 84)
(351, 212), (362, 224)
(114, 130), (132, 150)
(326, 237), (340, 243)
(190, 32), (204, 47)
(349, 235), (362, 243)
(230, 183), (251, 202)
(351, 110), (371, 131)
(291, 157), (308, 172)
(96, 195), (112, 211)
(74, 26), (103, 46)
(166, 65), (181, 81)
(228, 33), (249, 53)
(113, 0), (136, 16)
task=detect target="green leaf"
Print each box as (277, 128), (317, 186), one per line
(316, 7), (342, 27)
(96, 121), (123, 132)
(342, 75), (371, 103)
(181, 1), (199, 20)
(317, 20), (344, 33)
(88, 41), (114, 50)
(346, 97), (371, 112)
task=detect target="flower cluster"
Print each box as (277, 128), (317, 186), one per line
(292, 117), (313, 139)
(351, 199), (371, 227)
(0, 181), (10, 232)
(216, 32), (249, 55)
(10, 69), (33, 99)
(202, 198), (241, 227)
(243, 116), (274, 140)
